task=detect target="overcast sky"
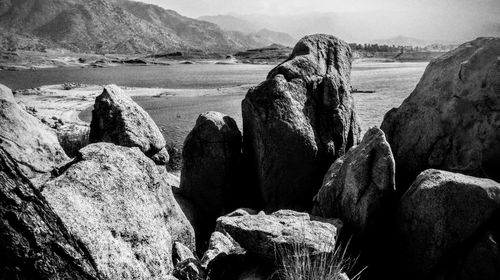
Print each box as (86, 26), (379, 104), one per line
(135, 0), (500, 42)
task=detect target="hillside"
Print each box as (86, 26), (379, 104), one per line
(198, 15), (296, 47)
(0, 0), (286, 54)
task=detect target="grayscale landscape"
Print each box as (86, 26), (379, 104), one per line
(0, 0), (499, 279)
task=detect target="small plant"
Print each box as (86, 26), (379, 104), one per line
(274, 238), (364, 280)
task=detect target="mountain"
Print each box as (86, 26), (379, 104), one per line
(0, 0), (282, 54)
(198, 15), (296, 47)
(198, 15), (259, 33)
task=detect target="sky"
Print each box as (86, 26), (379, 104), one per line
(135, 0), (500, 42)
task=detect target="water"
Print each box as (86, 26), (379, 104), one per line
(0, 62), (428, 147)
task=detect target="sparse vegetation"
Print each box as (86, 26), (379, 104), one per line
(56, 124), (90, 158)
(274, 239), (364, 280)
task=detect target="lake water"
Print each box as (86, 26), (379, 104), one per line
(0, 62), (428, 147)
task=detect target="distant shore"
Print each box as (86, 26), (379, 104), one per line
(0, 47), (442, 71)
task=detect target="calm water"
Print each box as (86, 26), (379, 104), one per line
(0, 62), (428, 147)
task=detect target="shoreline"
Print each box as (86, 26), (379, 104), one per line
(14, 84), (253, 127)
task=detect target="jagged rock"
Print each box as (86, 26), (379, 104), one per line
(0, 143), (100, 279)
(0, 85), (69, 187)
(242, 34), (361, 211)
(173, 242), (195, 265)
(89, 84), (166, 158)
(312, 127), (396, 235)
(41, 143), (195, 280)
(173, 259), (205, 280)
(216, 209), (342, 260)
(180, 112), (242, 248)
(396, 169), (500, 280)
(381, 38), (500, 189)
(151, 147), (170, 165)
(201, 231), (244, 267)
(0, 83), (15, 102)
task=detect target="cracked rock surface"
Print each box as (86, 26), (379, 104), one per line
(242, 34), (361, 211)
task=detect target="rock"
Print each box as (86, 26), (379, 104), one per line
(89, 84), (166, 158)
(201, 231), (244, 267)
(216, 209), (342, 261)
(180, 112), (242, 247)
(0, 83), (15, 102)
(396, 169), (500, 280)
(151, 147), (170, 165)
(242, 34), (361, 211)
(0, 86), (69, 187)
(173, 259), (205, 280)
(0, 144), (100, 279)
(381, 37), (500, 189)
(56, 124), (90, 158)
(173, 242), (196, 265)
(312, 127), (396, 235)
(41, 143), (195, 279)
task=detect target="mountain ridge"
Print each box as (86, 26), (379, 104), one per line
(0, 0), (290, 54)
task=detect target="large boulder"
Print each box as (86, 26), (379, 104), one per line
(396, 169), (500, 280)
(0, 85), (69, 187)
(312, 127), (396, 235)
(89, 84), (167, 160)
(242, 34), (361, 211)
(41, 143), (195, 280)
(381, 37), (500, 189)
(179, 111), (242, 248)
(0, 144), (100, 279)
(215, 209), (342, 261)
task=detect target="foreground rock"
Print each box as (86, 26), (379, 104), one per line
(89, 84), (168, 162)
(0, 84), (69, 187)
(0, 130), (99, 279)
(313, 127), (396, 236)
(180, 112), (242, 248)
(41, 143), (195, 279)
(381, 37), (500, 189)
(242, 34), (361, 211)
(396, 169), (500, 280)
(216, 209), (342, 260)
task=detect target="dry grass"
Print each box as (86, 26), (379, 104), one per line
(57, 124), (90, 158)
(274, 239), (364, 280)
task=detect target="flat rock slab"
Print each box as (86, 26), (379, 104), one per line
(216, 210), (342, 260)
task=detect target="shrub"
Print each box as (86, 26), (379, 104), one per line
(274, 239), (364, 280)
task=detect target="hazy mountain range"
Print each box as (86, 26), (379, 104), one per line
(0, 0), (296, 54)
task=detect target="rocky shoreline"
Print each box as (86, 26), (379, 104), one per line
(1, 35), (500, 280)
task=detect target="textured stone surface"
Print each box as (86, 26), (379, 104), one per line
(242, 34), (361, 211)
(312, 127), (396, 235)
(0, 86), (69, 187)
(89, 84), (166, 157)
(201, 231), (244, 267)
(0, 144), (100, 279)
(381, 37), (500, 189)
(42, 143), (195, 280)
(0, 83), (15, 102)
(180, 111), (242, 247)
(216, 209), (342, 260)
(396, 169), (500, 280)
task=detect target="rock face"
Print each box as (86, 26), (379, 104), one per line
(242, 34), (361, 211)
(396, 169), (500, 280)
(381, 37), (500, 189)
(0, 84), (69, 187)
(180, 112), (242, 247)
(89, 84), (167, 161)
(41, 143), (195, 280)
(0, 128), (100, 279)
(312, 127), (396, 235)
(0, 83), (15, 102)
(216, 210), (342, 260)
